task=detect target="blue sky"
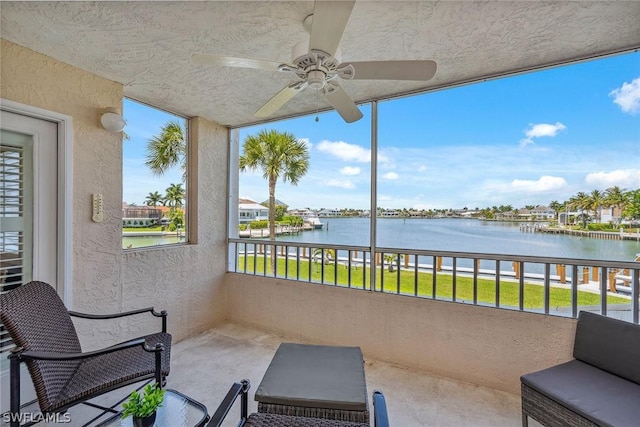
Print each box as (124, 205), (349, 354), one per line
(124, 52), (639, 210)
(123, 102), (186, 205)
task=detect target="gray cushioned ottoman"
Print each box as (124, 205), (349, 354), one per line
(255, 343), (369, 423)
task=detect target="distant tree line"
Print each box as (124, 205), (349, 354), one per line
(308, 186), (640, 227)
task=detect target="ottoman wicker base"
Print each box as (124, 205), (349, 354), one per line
(258, 402), (368, 424)
(246, 413), (369, 427)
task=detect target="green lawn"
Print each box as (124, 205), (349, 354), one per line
(123, 226), (164, 232)
(237, 255), (629, 309)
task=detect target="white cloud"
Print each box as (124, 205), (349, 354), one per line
(585, 169), (640, 188)
(317, 140), (371, 162)
(609, 77), (640, 115)
(519, 122), (567, 147)
(298, 137), (313, 150)
(417, 165), (427, 172)
(317, 140), (390, 163)
(325, 179), (355, 189)
(510, 176), (567, 192)
(382, 172), (399, 180)
(340, 166), (361, 176)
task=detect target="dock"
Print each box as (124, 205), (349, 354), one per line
(527, 226), (640, 241)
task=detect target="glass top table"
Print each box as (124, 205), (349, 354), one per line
(97, 389), (209, 427)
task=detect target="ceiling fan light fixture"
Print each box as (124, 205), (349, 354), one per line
(307, 70), (326, 89)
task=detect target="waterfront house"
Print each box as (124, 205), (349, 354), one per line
(531, 206), (555, 220)
(516, 205), (555, 221)
(239, 198), (269, 224)
(317, 208), (341, 218)
(2, 2), (639, 425)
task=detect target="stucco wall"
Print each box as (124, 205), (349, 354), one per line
(226, 273), (576, 394)
(1, 39), (228, 346)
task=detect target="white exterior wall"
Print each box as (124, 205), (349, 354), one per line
(1, 40), (228, 347)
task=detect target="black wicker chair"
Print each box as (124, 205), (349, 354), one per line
(0, 281), (171, 427)
(207, 380), (389, 427)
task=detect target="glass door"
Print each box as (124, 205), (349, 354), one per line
(0, 109), (58, 412)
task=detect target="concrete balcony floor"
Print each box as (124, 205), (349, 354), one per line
(9, 323), (532, 426)
(168, 323), (525, 427)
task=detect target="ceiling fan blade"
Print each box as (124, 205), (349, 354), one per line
(192, 54), (281, 72)
(324, 84), (363, 123)
(255, 82), (305, 118)
(343, 60), (437, 81)
(309, 1), (355, 57)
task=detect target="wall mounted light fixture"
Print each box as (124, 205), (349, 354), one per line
(100, 108), (126, 132)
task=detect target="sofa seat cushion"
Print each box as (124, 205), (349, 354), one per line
(521, 360), (640, 427)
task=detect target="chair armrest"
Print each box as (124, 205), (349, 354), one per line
(69, 307), (168, 332)
(17, 337), (163, 361)
(373, 390), (389, 427)
(207, 379), (250, 427)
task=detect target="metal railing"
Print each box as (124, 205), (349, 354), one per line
(228, 238), (640, 323)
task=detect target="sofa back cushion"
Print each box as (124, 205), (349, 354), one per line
(574, 311), (640, 384)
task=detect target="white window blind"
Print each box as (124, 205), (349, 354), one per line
(1, 131), (33, 357)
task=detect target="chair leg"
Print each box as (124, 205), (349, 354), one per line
(9, 353), (21, 427)
(240, 379), (249, 421)
(153, 343), (163, 387)
(522, 412), (528, 427)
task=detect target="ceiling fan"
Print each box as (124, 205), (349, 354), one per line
(193, 1), (437, 123)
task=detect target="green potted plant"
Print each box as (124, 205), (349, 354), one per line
(121, 382), (166, 427)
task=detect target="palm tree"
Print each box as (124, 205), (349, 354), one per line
(569, 192), (590, 228)
(383, 253), (403, 272)
(312, 248), (336, 266)
(163, 183), (185, 231)
(145, 191), (163, 206)
(623, 189), (640, 220)
(145, 121), (186, 177)
(605, 186), (627, 225)
(587, 189), (604, 223)
(165, 183), (185, 209)
(549, 200), (562, 221)
(239, 129), (310, 271)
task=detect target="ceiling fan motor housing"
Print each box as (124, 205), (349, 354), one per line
(307, 70), (326, 89)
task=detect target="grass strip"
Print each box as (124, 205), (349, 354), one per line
(238, 255), (629, 309)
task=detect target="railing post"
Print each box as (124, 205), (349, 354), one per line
(512, 261), (520, 279)
(582, 266), (589, 284)
(436, 256), (443, 272)
(592, 266), (599, 282)
(404, 254), (409, 268)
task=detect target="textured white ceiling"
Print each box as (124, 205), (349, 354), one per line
(2, 1), (639, 127)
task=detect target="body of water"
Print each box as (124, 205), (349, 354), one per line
(276, 217), (640, 262)
(123, 235), (186, 249)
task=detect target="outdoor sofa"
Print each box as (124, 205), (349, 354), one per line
(520, 311), (640, 426)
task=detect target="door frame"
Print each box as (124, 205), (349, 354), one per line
(1, 98), (73, 306)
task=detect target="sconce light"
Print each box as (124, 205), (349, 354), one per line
(100, 108), (126, 132)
